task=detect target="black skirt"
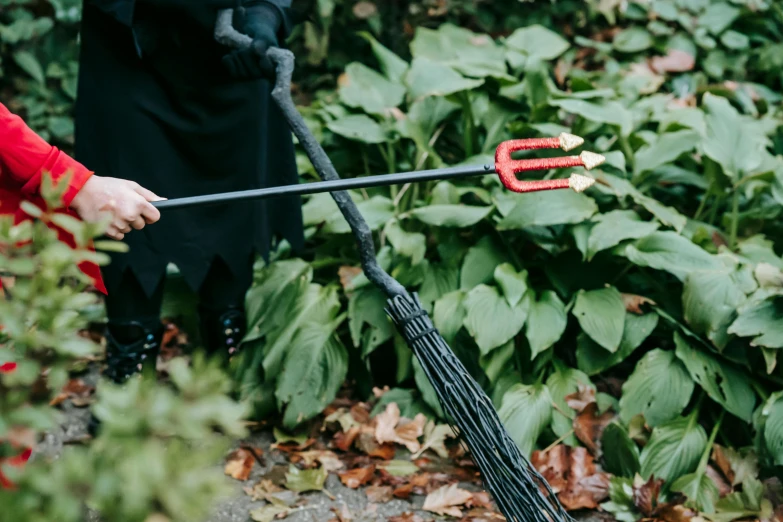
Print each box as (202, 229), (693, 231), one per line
(74, 2), (303, 296)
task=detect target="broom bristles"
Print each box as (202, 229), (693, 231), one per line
(387, 293), (573, 522)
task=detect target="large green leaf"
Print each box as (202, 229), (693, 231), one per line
(463, 285), (528, 355)
(706, 477), (774, 522)
(460, 236), (509, 289)
(326, 114), (387, 144)
(419, 263), (459, 305)
(602, 422), (641, 478)
(276, 318), (349, 429)
(505, 25), (570, 61)
(546, 364), (593, 441)
(572, 287), (626, 352)
(525, 291), (568, 358)
(479, 341), (515, 385)
(358, 32), (409, 82)
(498, 383), (553, 456)
(639, 414), (708, 482)
(613, 27), (654, 53)
(433, 291), (466, 344)
(13, 50), (44, 84)
(497, 190), (598, 230)
(620, 349), (694, 426)
(411, 24), (509, 79)
(728, 295), (783, 349)
(671, 472), (720, 513)
(586, 210), (660, 260)
(674, 334), (755, 422)
(348, 286), (394, 357)
(576, 313), (659, 375)
(405, 57), (484, 100)
(493, 263), (529, 308)
(683, 271), (746, 349)
(338, 62), (406, 115)
(324, 196), (394, 233)
(549, 98), (634, 137)
(621, 231), (723, 281)
(634, 130), (701, 175)
(411, 204), (493, 228)
(761, 393), (783, 466)
(384, 219), (426, 265)
(701, 93), (766, 181)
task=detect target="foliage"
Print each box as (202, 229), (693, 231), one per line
(0, 176), (248, 521)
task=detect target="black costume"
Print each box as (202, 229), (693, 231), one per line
(74, 0), (303, 379)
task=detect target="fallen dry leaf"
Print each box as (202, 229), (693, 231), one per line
(248, 504), (290, 522)
(330, 503), (353, 522)
(622, 293), (657, 314)
(338, 465), (376, 489)
(338, 266), (363, 290)
(324, 408), (360, 434)
(224, 448), (255, 481)
(423, 483), (474, 518)
(649, 49), (695, 74)
(356, 431), (396, 459)
(645, 502), (699, 522)
(389, 514), (427, 522)
(292, 450), (344, 472)
(366, 485), (393, 503)
(393, 483), (414, 499)
(467, 492), (494, 510)
(460, 508), (506, 522)
(244, 479), (298, 507)
(573, 402), (615, 454)
(413, 421), (456, 459)
(350, 402), (371, 424)
(633, 475), (664, 517)
(705, 465), (732, 497)
(352, 1), (377, 19)
(711, 444), (759, 487)
(375, 403), (426, 453)
(373, 386), (390, 398)
(532, 445), (610, 511)
(333, 426), (361, 452)
(49, 378), (94, 407)
(565, 384), (596, 413)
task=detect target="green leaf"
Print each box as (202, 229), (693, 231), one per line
(327, 115), (387, 144)
(479, 340), (515, 385)
(339, 62), (406, 115)
(577, 313), (659, 375)
(614, 27), (654, 53)
(419, 263), (459, 305)
(324, 196), (394, 233)
(411, 205), (493, 228)
(405, 57), (484, 101)
(13, 50), (44, 84)
(433, 291), (466, 343)
(549, 98), (634, 137)
(377, 460), (420, 477)
(601, 422), (641, 478)
(683, 271), (746, 349)
(620, 349), (694, 426)
(276, 319), (349, 429)
(525, 291), (568, 358)
(411, 24), (509, 79)
(493, 263), (529, 308)
(498, 383), (553, 456)
(460, 236), (509, 289)
(701, 93), (766, 181)
(728, 295), (783, 349)
(284, 464), (328, 492)
(384, 219), (426, 265)
(634, 130), (701, 175)
(640, 414), (708, 482)
(720, 30), (749, 50)
(546, 364), (593, 440)
(463, 285), (528, 354)
(371, 388), (432, 419)
(707, 477), (774, 522)
(698, 2), (740, 35)
(505, 25), (571, 61)
(762, 394), (783, 466)
(621, 231), (722, 281)
(497, 190), (598, 230)
(573, 287), (626, 352)
(358, 32), (409, 83)
(587, 210), (660, 260)
(671, 472), (720, 513)
(250, 505), (291, 522)
(348, 286), (393, 357)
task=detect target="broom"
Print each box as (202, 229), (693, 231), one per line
(204, 16), (604, 522)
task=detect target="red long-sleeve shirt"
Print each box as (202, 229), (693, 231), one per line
(0, 102), (105, 294)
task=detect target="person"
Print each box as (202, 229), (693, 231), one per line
(0, 101), (163, 293)
(74, 0), (303, 385)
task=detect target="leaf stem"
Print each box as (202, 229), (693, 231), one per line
(729, 188), (740, 250)
(619, 134), (635, 173)
(696, 410), (724, 474)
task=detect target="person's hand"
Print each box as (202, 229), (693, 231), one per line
(222, 2), (282, 81)
(71, 176), (164, 240)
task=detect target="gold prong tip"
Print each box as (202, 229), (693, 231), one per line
(569, 173), (596, 193)
(579, 151), (605, 170)
(559, 132), (584, 152)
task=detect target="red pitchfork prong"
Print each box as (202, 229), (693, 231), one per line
(494, 133), (604, 194)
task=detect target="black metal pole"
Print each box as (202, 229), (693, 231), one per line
(152, 163), (495, 211)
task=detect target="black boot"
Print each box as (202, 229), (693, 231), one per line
(88, 319), (163, 436)
(198, 305), (246, 359)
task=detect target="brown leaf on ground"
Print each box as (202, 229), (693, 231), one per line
(224, 448), (255, 481)
(705, 465), (732, 497)
(291, 450), (343, 471)
(634, 476), (664, 517)
(393, 483), (414, 499)
(574, 402), (615, 454)
(565, 384), (596, 413)
(645, 503), (699, 522)
(373, 386), (390, 398)
(622, 293), (656, 314)
(413, 421), (456, 459)
(338, 465), (376, 489)
(467, 492), (494, 510)
(375, 403), (426, 453)
(357, 430), (396, 459)
(389, 514), (427, 522)
(330, 503), (353, 522)
(271, 438), (315, 453)
(350, 402), (371, 424)
(49, 378), (94, 407)
(531, 445), (610, 510)
(324, 408), (360, 434)
(711, 444), (759, 487)
(423, 483), (474, 518)
(460, 508), (506, 522)
(366, 485), (393, 503)
(333, 426), (361, 452)
(649, 49), (695, 74)
(244, 479), (298, 507)
(338, 266), (363, 290)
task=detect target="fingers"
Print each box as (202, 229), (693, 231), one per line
(105, 225), (125, 241)
(140, 201), (161, 225)
(132, 182), (165, 202)
(130, 216), (147, 231)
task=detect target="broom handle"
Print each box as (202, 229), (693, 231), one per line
(267, 48), (409, 300)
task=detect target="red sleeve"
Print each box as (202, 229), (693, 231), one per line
(0, 102), (93, 208)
